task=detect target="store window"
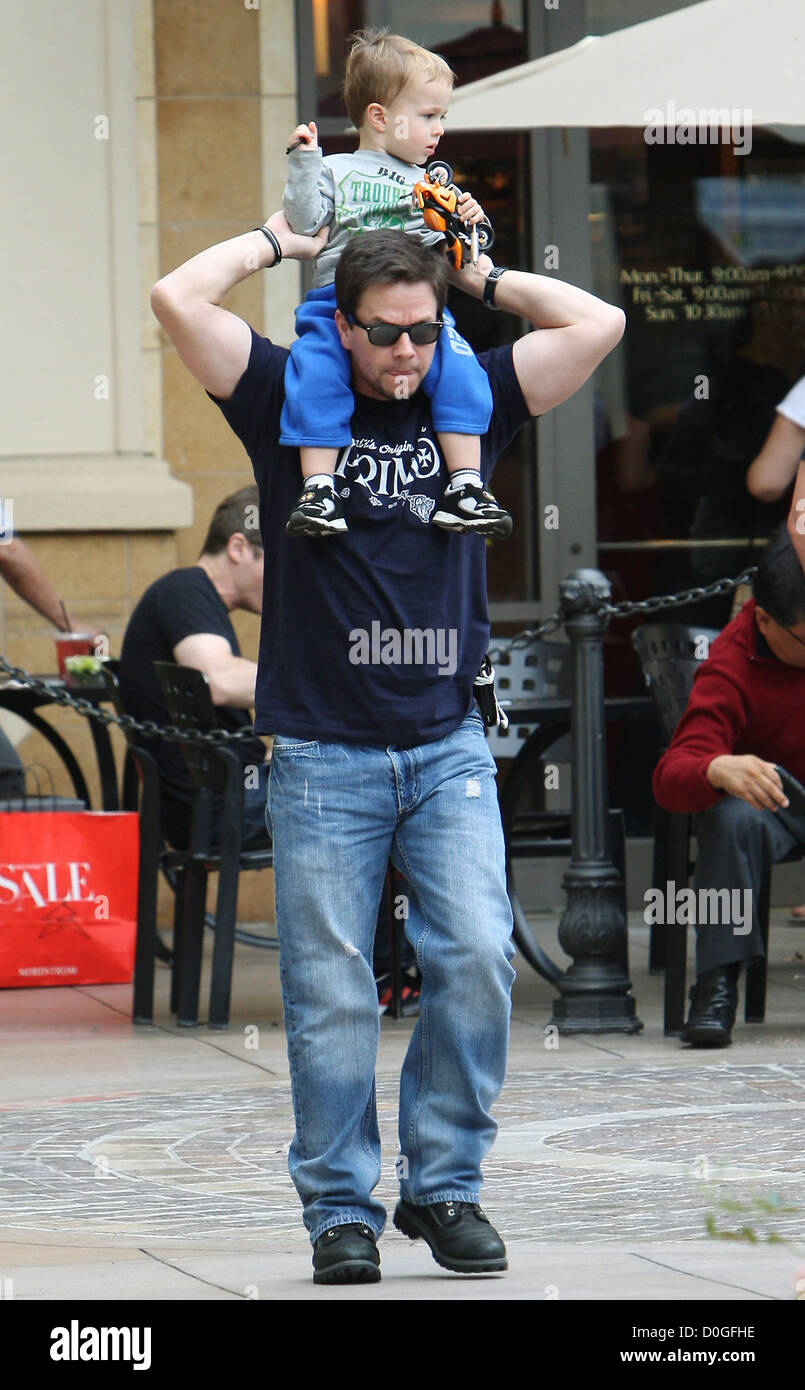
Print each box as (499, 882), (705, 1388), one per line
(296, 1), (536, 603)
(589, 127), (805, 669)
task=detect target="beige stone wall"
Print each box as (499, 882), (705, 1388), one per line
(154, 0), (264, 572)
(3, 0), (300, 930)
(151, 0), (285, 927)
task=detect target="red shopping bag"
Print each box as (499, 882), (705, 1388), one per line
(0, 812), (139, 988)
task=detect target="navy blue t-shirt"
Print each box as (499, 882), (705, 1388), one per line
(212, 330), (532, 746)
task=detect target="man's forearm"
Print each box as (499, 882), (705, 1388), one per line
(451, 257), (624, 417)
(452, 259), (622, 331)
(0, 540), (67, 629)
(152, 229), (277, 312)
(205, 656), (258, 709)
(788, 459), (805, 571)
(149, 213), (327, 400)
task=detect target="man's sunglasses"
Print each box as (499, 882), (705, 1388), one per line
(348, 316), (444, 347)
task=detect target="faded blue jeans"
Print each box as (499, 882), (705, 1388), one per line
(266, 709), (515, 1244)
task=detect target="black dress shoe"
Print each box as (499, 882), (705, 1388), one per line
(393, 1199), (507, 1273)
(312, 1223), (381, 1285)
(681, 964), (739, 1047)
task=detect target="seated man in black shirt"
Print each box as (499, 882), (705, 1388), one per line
(119, 485), (269, 848)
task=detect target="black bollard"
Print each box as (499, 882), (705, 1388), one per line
(550, 569), (643, 1033)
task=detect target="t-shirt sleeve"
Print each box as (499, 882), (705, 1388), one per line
(208, 329), (288, 465)
(777, 375), (805, 429)
(477, 345), (534, 479)
(156, 571), (239, 656)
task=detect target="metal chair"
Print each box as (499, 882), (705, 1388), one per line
(98, 663), (187, 1025)
(485, 639), (571, 763)
(632, 622), (800, 1034)
(631, 624), (721, 973)
(154, 663), (274, 1030)
(490, 637), (627, 983)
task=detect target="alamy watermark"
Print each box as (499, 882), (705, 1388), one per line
(349, 622), (457, 676)
(643, 103), (752, 157)
(50, 1321), (151, 1370)
(644, 880), (752, 936)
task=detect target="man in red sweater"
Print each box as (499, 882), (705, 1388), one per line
(653, 525), (805, 1046)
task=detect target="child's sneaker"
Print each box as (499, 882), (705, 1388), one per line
(286, 480), (348, 537)
(432, 479), (512, 538)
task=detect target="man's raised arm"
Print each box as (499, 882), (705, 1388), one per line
(150, 214), (329, 401)
(449, 258), (625, 417)
(787, 460), (805, 573)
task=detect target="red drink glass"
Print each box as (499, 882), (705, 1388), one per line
(55, 634), (94, 680)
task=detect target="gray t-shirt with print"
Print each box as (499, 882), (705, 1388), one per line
(283, 148), (444, 288)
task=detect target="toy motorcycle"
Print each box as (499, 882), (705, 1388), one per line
(412, 159), (495, 271)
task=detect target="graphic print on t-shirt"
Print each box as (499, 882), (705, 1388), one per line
(334, 164), (416, 233)
(334, 422), (442, 523)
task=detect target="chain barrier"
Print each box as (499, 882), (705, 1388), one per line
(0, 654), (255, 747)
(485, 565), (757, 666)
(600, 565), (758, 621)
(0, 565), (757, 746)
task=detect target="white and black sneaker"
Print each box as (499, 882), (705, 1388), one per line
(431, 480), (513, 538)
(286, 481), (348, 537)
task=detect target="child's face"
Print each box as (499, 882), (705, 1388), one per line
(378, 76), (452, 166)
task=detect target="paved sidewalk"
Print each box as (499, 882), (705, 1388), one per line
(1, 912), (803, 1301)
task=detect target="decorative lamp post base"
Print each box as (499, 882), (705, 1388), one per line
(549, 866), (644, 1036)
(551, 984), (644, 1034)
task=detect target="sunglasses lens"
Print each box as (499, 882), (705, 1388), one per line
(362, 322), (443, 346)
(367, 325), (399, 346)
(410, 323), (442, 344)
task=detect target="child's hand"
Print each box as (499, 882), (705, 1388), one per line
(263, 211), (330, 262)
(456, 190), (486, 225)
(286, 121), (319, 154)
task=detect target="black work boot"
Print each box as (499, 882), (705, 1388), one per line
(393, 1199), (507, 1273)
(681, 963), (739, 1047)
(312, 1222), (380, 1285)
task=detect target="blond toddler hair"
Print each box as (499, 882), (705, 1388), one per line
(343, 28), (456, 129)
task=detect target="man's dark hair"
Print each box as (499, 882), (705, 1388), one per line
(334, 230), (448, 320)
(752, 523), (805, 626)
(200, 484), (262, 557)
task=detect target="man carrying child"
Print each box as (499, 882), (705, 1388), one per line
(150, 27), (625, 1286)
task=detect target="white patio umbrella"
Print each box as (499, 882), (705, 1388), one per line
(446, 0), (805, 130)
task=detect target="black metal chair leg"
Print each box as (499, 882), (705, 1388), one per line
(169, 866), (185, 1015)
(177, 858), (207, 1026)
(663, 812), (691, 1035)
(174, 789), (212, 1027)
(745, 869), (771, 1022)
(132, 769), (159, 1025)
(208, 868), (238, 1029)
(208, 755), (243, 1030)
(650, 805), (671, 973)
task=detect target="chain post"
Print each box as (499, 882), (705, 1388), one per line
(550, 569), (643, 1034)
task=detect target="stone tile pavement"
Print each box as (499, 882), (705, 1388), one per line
(0, 912), (803, 1302)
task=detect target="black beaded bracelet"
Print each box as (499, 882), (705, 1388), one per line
(255, 225), (282, 265)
